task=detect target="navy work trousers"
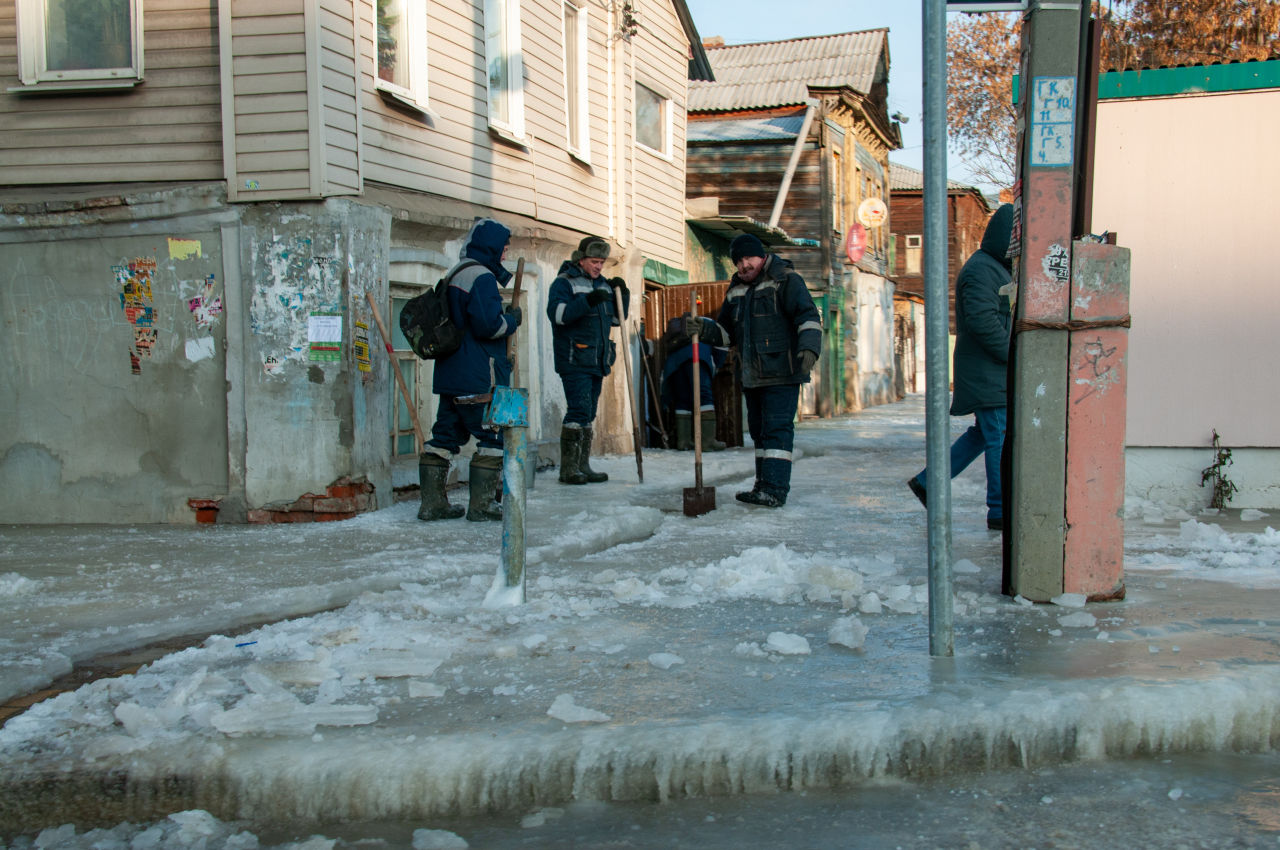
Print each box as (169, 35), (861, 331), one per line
(427, 394), (503, 455)
(669, 361), (715, 414)
(745, 383), (800, 500)
(560, 373), (604, 426)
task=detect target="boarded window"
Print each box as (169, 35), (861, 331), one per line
(636, 83), (667, 154)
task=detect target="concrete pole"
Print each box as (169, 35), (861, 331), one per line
(922, 0), (953, 657)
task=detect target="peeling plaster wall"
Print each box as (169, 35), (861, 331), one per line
(856, 271), (897, 410)
(0, 229), (229, 523)
(238, 200), (392, 509)
(1126, 447), (1280, 510)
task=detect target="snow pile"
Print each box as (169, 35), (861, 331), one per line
(0, 572), (40, 597)
(1129, 519), (1280, 585)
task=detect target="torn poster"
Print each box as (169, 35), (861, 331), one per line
(133, 327), (158, 357)
(186, 274), (223, 328)
(167, 238), (202, 260)
(117, 257), (159, 374)
(308, 312), (342, 362)
(263, 354), (283, 375)
(185, 337), (216, 362)
(354, 320), (371, 374)
(129, 348), (141, 376)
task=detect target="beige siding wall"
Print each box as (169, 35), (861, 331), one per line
(0, 0), (222, 184)
(319, 0), (361, 193)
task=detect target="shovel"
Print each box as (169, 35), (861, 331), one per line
(683, 290), (716, 517)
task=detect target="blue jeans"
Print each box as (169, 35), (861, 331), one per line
(560, 373), (603, 426)
(914, 406), (1007, 520)
(427, 395), (503, 455)
(745, 384), (800, 499)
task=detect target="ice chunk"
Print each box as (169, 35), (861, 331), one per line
(1168, 787), (1184, 801)
(408, 680), (446, 698)
(1050, 593), (1087, 608)
(1097, 632), (1110, 641)
(1057, 611), (1097, 628)
(523, 634), (548, 649)
(318, 627), (360, 647)
(1149, 645), (1160, 654)
(734, 641), (766, 657)
(35, 824), (75, 847)
(765, 632), (811, 655)
(287, 839), (335, 850)
(159, 666), (208, 709)
(547, 694), (610, 723)
(0, 572), (40, 597)
(648, 653), (684, 670)
(247, 661), (338, 686)
(807, 564), (863, 593)
(521, 812), (546, 828)
(886, 585), (913, 601)
(953, 559), (981, 574)
(168, 809), (219, 836)
(345, 648), (449, 680)
(1014, 595), (1034, 607)
(612, 577), (648, 600)
(858, 592), (882, 614)
(306, 704), (379, 727)
(114, 702), (185, 738)
(1048, 629), (1063, 637)
(1242, 509), (1270, 521)
(412, 829), (469, 849)
(602, 643), (626, 655)
(131, 826), (164, 849)
(591, 569), (619, 584)
(827, 616), (869, 649)
(493, 685), (517, 696)
(884, 598), (919, 615)
(493, 645), (517, 659)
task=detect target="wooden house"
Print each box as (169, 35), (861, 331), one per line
(0, 0), (711, 523)
(683, 29), (902, 417)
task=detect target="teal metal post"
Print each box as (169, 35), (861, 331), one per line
(482, 387), (529, 608)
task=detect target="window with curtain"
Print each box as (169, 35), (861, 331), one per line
(635, 82), (668, 155)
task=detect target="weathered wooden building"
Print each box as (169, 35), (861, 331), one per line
(0, 0), (711, 523)
(683, 29), (903, 416)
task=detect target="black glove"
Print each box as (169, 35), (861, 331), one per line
(684, 316), (709, 339)
(799, 350), (818, 375)
(504, 304), (522, 327)
(608, 276), (626, 289)
(585, 288), (610, 307)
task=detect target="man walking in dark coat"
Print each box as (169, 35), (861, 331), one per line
(546, 235), (628, 485)
(419, 218), (522, 523)
(709, 234), (822, 507)
(908, 204), (1014, 530)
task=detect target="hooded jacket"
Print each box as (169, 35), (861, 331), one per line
(715, 255), (822, 389)
(431, 219), (517, 397)
(546, 260), (628, 377)
(950, 203), (1014, 416)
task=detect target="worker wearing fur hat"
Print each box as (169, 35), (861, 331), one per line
(546, 235), (629, 485)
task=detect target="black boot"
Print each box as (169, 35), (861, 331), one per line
(559, 425), (588, 485)
(736, 456), (764, 503)
(466, 454), (504, 522)
(700, 411), (727, 452)
(580, 426), (609, 483)
(741, 489), (785, 508)
(417, 453), (464, 521)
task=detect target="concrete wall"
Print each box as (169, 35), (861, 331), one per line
(856, 271), (896, 408)
(1126, 446), (1280, 510)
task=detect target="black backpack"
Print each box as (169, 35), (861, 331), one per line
(398, 260), (480, 360)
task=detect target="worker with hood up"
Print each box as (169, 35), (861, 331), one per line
(418, 218), (522, 523)
(908, 203), (1014, 531)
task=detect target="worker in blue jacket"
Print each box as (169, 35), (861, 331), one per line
(660, 313), (728, 451)
(710, 234), (822, 507)
(546, 235), (628, 485)
(419, 218), (522, 523)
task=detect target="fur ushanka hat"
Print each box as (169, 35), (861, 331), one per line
(572, 235), (611, 263)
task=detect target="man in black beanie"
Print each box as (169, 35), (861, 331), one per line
(699, 233), (822, 507)
(546, 235), (628, 484)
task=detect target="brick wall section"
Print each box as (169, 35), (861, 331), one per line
(247, 477), (376, 524)
(889, 190), (993, 333)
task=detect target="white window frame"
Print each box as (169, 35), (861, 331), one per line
(484, 0), (526, 142)
(634, 81), (672, 161)
(14, 0), (145, 90)
(560, 0), (590, 163)
(373, 0), (429, 113)
(905, 234), (923, 275)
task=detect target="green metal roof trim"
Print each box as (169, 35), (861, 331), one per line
(643, 258), (690, 287)
(1013, 58), (1280, 104)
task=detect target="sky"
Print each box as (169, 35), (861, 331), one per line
(683, 0), (991, 193)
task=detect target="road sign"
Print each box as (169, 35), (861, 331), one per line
(845, 224), (867, 263)
(857, 198), (888, 228)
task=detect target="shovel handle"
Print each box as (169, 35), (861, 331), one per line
(690, 291), (703, 491)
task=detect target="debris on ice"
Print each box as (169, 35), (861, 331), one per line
(827, 616), (869, 649)
(1050, 593), (1087, 608)
(317, 627), (359, 647)
(1057, 611), (1097, 628)
(735, 642), (766, 657)
(765, 632), (811, 655)
(953, 559), (981, 574)
(858, 592), (882, 614)
(648, 653), (685, 670)
(523, 633), (548, 649)
(1014, 595), (1033, 607)
(1168, 787), (1184, 801)
(412, 828), (469, 849)
(547, 694), (610, 723)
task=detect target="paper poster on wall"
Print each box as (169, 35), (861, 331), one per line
(308, 312), (343, 361)
(185, 337), (216, 362)
(168, 238), (201, 260)
(353, 320), (372, 374)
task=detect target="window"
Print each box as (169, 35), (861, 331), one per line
(485, 0), (526, 139)
(635, 82), (670, 157)
(375, 0), (427, 108)
(561, 1), (589, 160)
(15, 0), (144, 88)
(906, 234), (922, 275)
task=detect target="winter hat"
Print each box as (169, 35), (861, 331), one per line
(730, 233), (767, 265)
(572, 235), (611, 263)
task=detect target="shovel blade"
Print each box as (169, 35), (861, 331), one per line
(682, 486), (716, 517)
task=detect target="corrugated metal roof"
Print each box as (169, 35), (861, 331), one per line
(687, 216), (798, 247)
(688, 29), (888, 114)
(688, 114), (805, 143)
(889, 162), (982, 193)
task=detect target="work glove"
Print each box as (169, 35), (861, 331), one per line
(684, 316), (710, 339)
(799, 350), (818, 376)
(585, 288), (610, 307)
(504, 304), (522, 327)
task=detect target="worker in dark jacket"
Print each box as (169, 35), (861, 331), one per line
(419, 218), (522, 523)
(908, 203), (1014, 530)
(710, 234), (822, 507)
(660, 313), (728, 451)
(546, 235), (628, 485)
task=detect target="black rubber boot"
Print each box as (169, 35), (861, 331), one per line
(675, 413), (694, 451)
(559, 425), (588, 485)
(701, 412), (727, 452)
(908, 477), (927, 507)
(580, 426), (609, 483)
(466, 454), (504, 522)
(737, 456), (764, 503)
(417, 453), (464, 521)
(741, 489), (785, 508)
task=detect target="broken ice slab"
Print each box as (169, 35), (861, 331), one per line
(344, 648), (450, 680)
(246, 661), (339, 685)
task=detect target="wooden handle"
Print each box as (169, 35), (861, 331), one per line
(690, 290), (703, 490)
(366, 291), (425, 451)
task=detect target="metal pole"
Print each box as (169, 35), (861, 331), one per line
(923, 0), (953, 657)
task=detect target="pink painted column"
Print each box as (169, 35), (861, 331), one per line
(1063, 241), (1131, 600)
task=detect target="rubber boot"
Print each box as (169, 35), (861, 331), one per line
(417, 453), (464, 521)
(675, 413), (693, 451)
(736, 455), (764, 504)
(559, 425), (588, 485)
(579, 426), (609, 483)
(466, 454), (504, 521)
(700, 411), (727, 452)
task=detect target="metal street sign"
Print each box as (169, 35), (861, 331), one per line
(946, 1), (1027, 10)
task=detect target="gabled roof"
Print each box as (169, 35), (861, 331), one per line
(688, 29), (889, 114)
(671, 0), (714, 81)
(889, 162), (992, 211)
